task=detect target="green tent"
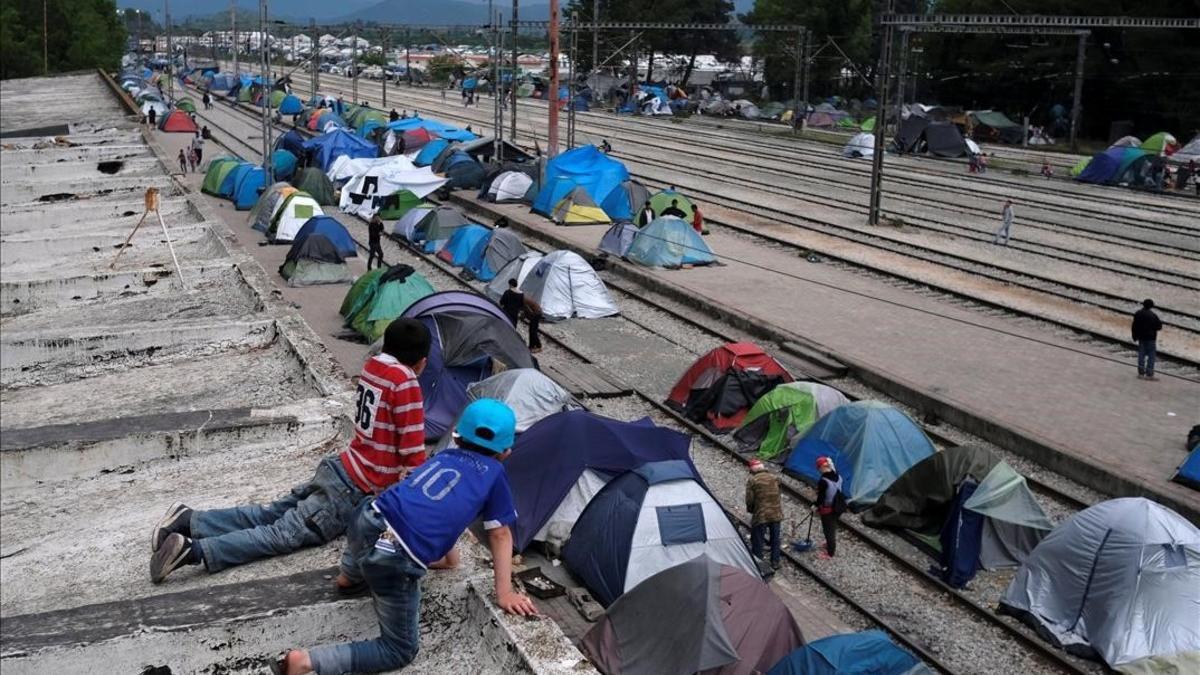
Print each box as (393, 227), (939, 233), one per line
(237, 86), (253, 103)
(340, 268), (386, 320)
(248, 182), (297, 231)
(268, 89), (287, 108)
(733, 382), (850, 460)
(1141, 131), (1178, 155)
(649, 189), (695, 220)
(176, 97), (197, 113)
(292, 167), (337, 206)
(517, 83), (535, 98)
(759, 102), (787, 119)
(836, 116), (859, 129)
(357, 110), (389, 132)
(1070, 157), (1091, 177)
(347, 267), (437, 343)
(863, 445), (1053, 568)
(860, 116), (876, 132)
(377, 189), (427, 220)
(201, 157), (242, 195)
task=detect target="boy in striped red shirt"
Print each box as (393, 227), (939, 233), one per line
(149, 319), (431, 584)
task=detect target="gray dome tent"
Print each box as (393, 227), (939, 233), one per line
(999, 498), (1200, 670)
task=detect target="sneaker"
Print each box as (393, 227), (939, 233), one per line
(151, 502), (193, 551)
(150, 533), (195, 583)
(817, 551), (834, 560)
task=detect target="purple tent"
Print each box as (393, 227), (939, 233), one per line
(507, 411), (694, 551)
(401, 291), (533, 440)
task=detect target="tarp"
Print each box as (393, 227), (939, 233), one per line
(563, 462), (759, 606)
(519, 250), (619, 320)
(598, 221), (640, 258)
(388, 116), (477, 142)
(1173, 446), (1200, 490)
(506, 411), (691, 551)
(999, 498), (1200, 669)
(625, 216), (714, 268)
(734, 382), (849, 460)
(784, 401), (935, 506)
(303, 128), (378, 171)
(767, 630), (926, 675)
(338, 161), (447, 219)
(328, 154), (417, 182)
(971, 110), (1023, 144)
(583, 555), (803, 675)
(533, 145), (630, 215)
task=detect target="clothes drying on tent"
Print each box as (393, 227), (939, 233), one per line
(248, 182), (297, 232)
(563, 461), (760, 607)
(734, 382), (849, 460)
(436, 223), (491, 267)
(393, 205), (470, 253)
(468, 227), (527, 282)
(784, 400), (935, 507)
(520, 250), (619, 320)
(999, 498), (1200, 670)
(551, 186), (612, 225)
(303, 128), (378, 172)
(288, 215), (356, 257)
(486, 171), (535, 203)
(266, 192), (323, 242)
(667, 343), (792, 432)
(484, 252), (543, 303)
(598, 221), (640, 258)
(506, 411), (691, 551)
(583, 555), (803, 675)
(599, 179), (652, 221)
(292, 167), (337, 205)
(532, 145), (630, 215)
(863, 445), (1052, 586)
(625, 216), (715, 268)
(843, 132), (875, 158)
(1173, 446), (1200, 491)
(278, 233), (353, 286)
(232, 166), (267, 210)
(767, 630), (927, 675)
(400, 291), (535, 439)
(338, 162), (447, 219)
(159, 109), (198, 134)
(341, 265), (436, 343)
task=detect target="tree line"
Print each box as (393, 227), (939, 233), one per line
(0, 0), (126, 79)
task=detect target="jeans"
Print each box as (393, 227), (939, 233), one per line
(1137, 339), (1157, 376)
(367, 243), (384, 270)
(192, 457), (367, 572)
(528, 316), (542, 350)
(993, 221), (1011, 245)
(750, 521), (781, 566)
(309, 504), (426, 674)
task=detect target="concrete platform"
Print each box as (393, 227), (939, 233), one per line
(451, 194), (1200, 522)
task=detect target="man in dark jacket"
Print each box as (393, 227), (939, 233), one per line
(1132, 298), (1163, 380)
(367, 216), (385, 270)
(814, 456), (844, 559)
(745, 459), (783, 569)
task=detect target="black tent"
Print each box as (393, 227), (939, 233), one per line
(923, 121), (968, 157)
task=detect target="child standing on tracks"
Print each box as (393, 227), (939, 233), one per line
(367, 215), (386, 270)
(815, 456), (846, 559)
(148, 319), (431, 584)
(993, 199), (1014, 245)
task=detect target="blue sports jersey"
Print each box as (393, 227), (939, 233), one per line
(373, 448), (517, 566)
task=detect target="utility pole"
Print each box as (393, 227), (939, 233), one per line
(259, 0), (272, 183)
(231, 0), (238, 74)
(790, 29), (802, 133)
(42, 0), (48, 75)
(868, 3), (894, 226)
(352, 21), (361, 104)
(895, 29), (909, 122)
(382, 30), (389, 108)
(801, 30), (811, 130)
(567, 12), (578, 148)
(591, 0), (599, 86)
(1069, 33), (1086, 152)
(311, 18), (319, 94)
(165, 0), (173, 98)
(494, 10), (504, 164)
(547, 0), (560, 156)
(510, 0), (519, 141)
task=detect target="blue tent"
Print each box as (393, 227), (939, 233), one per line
(291, 215), (357, 257)
(208, 73), (236, 91)
(219, 162), (253, 197)
(436, 223), (491, 267)
(507, 411), (694, 551)
(302, 128), (378, 171)
(784, 401), (935, 506)
(532, 145), (629, 215)
(233, 166), (267, 210)
(767, 631), (921, 675)
(1173, 446), (1200, 491)
(387, 117), (477, 142)
(463, 77), (478, 90)
(1076, 146), (1149, 184)
(274, 129), (306, 159)
(278, 94), (304, 115)
(415, 138), (451, 166)
(359, 119), (386, 139)
(625, 216), (715, 268)
(271, 149), (298, 180)
(400, 291), (535, 440)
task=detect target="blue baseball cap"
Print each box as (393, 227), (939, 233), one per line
(455, 398), (516, 453)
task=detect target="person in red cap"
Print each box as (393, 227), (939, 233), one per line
(745, 459), (784, 569)
(814, 456), (845, 559)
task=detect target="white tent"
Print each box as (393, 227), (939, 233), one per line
(843, 132), (875, 159)
(327, 154), (417, 182)
(519, 250), (619, 320)
(999, 498), (1200, 671)
(1110, 135), (1142, 148)
(1173, 135), (1200, 163)
(141, 100), (169, 118)
(487, 171), (534, 203)
(466, 368), (576, 432)
(965, 138), (982, 155)
(338, 163), (448, 219)
(271, 193), (325, 242)
(732, 99), (761, 119)
(598, 221), (640, 258)
(484, 252), (543, 303)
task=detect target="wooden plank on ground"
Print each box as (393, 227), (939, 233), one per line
(541, 361), (630, 398)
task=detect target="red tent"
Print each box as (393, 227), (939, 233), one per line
(402, 127), (435, 151)
(667, 342), (792, 431)
(158, 109), (198, 133)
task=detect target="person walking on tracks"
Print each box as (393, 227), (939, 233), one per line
(993, 199), (1014, 245)
(499, 279), (543, 353)
(1132, 298), (1163, 380)
(177, 149), (187, 173)
(746, 459), (783, 569)
(148, 319), (431, 584)
(814, 456), (846, 560)
(367, 215), (386, 270)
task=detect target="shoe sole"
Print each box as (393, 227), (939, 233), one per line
(150, 535), (191, 584)
(151, 502), (188, 552)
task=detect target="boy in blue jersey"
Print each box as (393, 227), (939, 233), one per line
(274, 399), (537, 675)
